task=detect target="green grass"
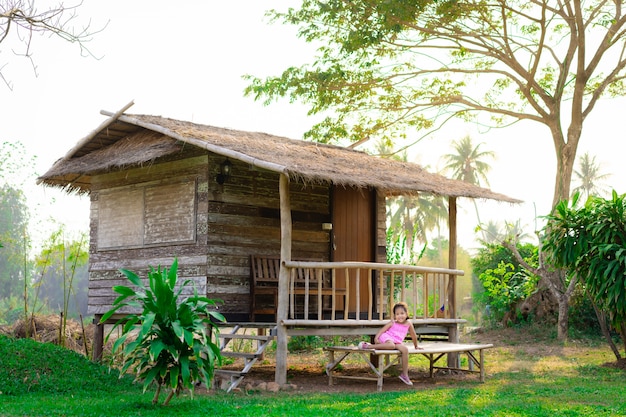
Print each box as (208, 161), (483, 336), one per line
(1, 333), (625, 416)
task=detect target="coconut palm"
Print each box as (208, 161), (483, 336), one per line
(376, 141), (447, 262)
(442, 136), (495, 239)
(571, 152), (611, 201)
(442, 135), (494, 187)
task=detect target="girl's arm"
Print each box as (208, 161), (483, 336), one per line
(408, 321), (419, 349)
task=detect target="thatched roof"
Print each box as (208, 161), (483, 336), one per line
(38, 111), (521, 203)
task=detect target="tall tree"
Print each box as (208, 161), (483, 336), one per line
(376, 141), (447, 261)
(0, 141), (33, 300)
(245, 0), (626, 341)
(246, 0), (626, 208)
(442, 135), (494, 238)
(0, 1), (99, 88)
(571, 152), (611, 201)
(442, 136), (494, 187)
(0, 185), (29, 300)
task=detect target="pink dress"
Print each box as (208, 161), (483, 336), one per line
(379, 321), (409, 344)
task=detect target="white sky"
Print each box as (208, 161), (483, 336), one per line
(2, 0), (625, 252)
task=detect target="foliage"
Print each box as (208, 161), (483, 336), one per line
(442, 135), (494, 187)
(246, 0), (626, 206)
(571, 152), (611, 201)
(0, 185), (30, 300)
(34, 229), (89, 320)
(477, 261), (539, 326)
(542, 192), (626, 336)
(288, 335), (325, 352)
(101, 259), (225, 406)
(472, 242), (539, 326)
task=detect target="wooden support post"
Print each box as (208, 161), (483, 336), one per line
(93, 314), (104, 362)
(448, 196), (459, 367)
(275, 173), (292, 386)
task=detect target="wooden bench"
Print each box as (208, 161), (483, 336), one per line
(324, 341), (494, 391)
(250, 255), (347, 321)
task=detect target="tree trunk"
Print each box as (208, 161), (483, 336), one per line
(502, 241), (576, 341)
(556, 292), (569, 340)
(588, 293), (622, 361)
(551, 126), (579, 208)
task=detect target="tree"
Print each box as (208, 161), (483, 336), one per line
(246, 0), (626, 341)
(472, 242), (540, 327)
(542, 192), (626, 361)
(571, 152), (611, 201)
(376, 140), (447, 262)
(0, 1), (99, 88)
(442, 135), (495, 239)
(0, 185), (29, 300)
(246, 0), (626, 208)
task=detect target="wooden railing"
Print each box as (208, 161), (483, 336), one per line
(282, 261), (464, 321)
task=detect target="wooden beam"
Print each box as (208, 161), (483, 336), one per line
(275, 173), (292, 385)
(64, 100), (135, 160)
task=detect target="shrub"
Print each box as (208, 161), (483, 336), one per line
(101, 259), (225, 405)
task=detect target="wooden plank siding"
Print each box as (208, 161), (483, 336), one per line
(87, 150), (332, 319)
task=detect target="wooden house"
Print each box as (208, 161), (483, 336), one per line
(38, 102), (520, 386)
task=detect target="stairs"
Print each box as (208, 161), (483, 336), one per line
(215, 323), (277, 392)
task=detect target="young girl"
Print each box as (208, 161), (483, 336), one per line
(358, 302), (421, 386)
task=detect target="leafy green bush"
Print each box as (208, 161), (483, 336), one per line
(101, 259), (225, 405)
(472, 242), (539, 327)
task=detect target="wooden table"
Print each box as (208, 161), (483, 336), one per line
(324, 341), (494, 391)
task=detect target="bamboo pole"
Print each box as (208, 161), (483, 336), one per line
(367, 269), (373, 320)
(317, 269), (323, 319)
(378, 272), (384, 320)
(355, 269), (361, 320)
(332, 269), (337, 320)
(344, 268), (350, 319)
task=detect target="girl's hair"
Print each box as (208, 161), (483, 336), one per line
(393, 302), (409, 315)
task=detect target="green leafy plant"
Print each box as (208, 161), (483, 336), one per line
(101, 259), (225, 405)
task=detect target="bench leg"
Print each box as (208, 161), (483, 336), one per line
(377, 354), (385, 392)
(480, 349), (485, 382)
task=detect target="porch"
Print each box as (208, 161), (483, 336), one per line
(216, 260), (466, 391)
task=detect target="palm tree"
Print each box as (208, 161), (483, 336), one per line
(442, 135), (495, 239)
(571, 152), (611, 201)
(376, 141), (447, 262)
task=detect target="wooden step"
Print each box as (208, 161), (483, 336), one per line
(221, 351), (262, 359)
(215, 369), (245, 377)
(218, 322), (277, 329)
(220, 334), (273, 341)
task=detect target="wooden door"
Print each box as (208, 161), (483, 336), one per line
(331, 186), (375, 317)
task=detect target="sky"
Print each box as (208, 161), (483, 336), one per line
(2, 0), (625, 253)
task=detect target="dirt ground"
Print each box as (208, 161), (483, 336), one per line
(215, 328), (537, 394)
(215, 326), (625, 394)
(4, 315), (623, 394)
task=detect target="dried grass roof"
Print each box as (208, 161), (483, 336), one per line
(38, 112), (521, 203)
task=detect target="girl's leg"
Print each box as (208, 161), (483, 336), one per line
(396, 344), (409, 376)
(363, 341), (396, 350)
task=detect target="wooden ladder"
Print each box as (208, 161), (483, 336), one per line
(215, 323), (277, 392)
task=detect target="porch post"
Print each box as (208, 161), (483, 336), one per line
(275, 173), (292, 385)
(448, 196), (459, 368)
(447, 196), (457, 322)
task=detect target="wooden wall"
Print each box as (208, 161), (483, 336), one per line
(205, 154), (330, 320)
(87, 148), (331, 320)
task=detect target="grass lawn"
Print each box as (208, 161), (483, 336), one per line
(1, 328), (625, 417)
